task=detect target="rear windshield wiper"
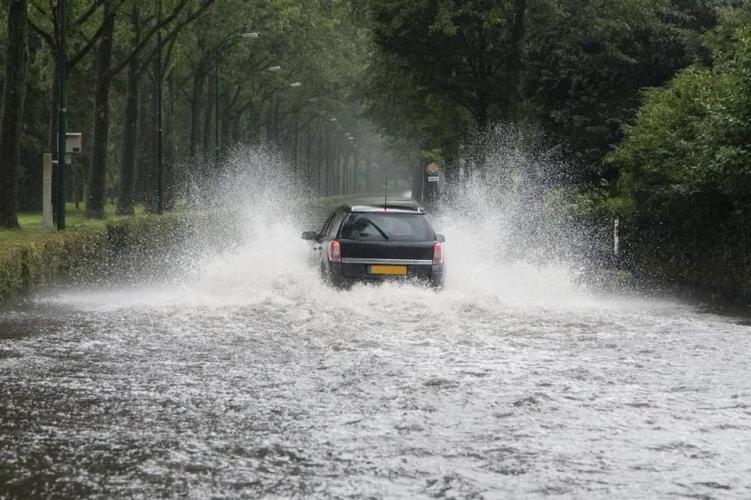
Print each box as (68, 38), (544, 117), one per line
(366, 220), (390, 240)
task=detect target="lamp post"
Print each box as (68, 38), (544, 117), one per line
(212, 31), (259, 168)
(327, 118), (337, 195)
(156, 0), (163, 213)
(346, 135), (355, 194)
(57, 0), (68, 229)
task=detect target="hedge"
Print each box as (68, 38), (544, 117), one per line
(0, 212), (225, 303)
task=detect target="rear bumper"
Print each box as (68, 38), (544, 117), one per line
(326, 261), (444, 287)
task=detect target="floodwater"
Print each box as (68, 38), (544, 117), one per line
(1, 161), (751, 498)
(2, 215), (750, 499)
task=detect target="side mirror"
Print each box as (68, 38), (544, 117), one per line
(301, 231), (319, 241)
(435, 233), (446, 243)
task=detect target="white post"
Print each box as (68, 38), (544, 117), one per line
(43, 153), (53, 228)
(613, 218), (620, 258)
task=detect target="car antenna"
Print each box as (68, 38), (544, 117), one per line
(384, 177), (388, 212)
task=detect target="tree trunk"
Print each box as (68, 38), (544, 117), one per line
(220, 91), (231, 154)
(116, 58), (140, 215)
(273, 92), (280, 144)
(474, 92), (490, 132)
(85, 4), (116, 219)
(504, 0), (527, 122)
(135, 79), (156, 206)
(202, 79), (213, 162)
(0, 0), (29, 228)
(318, 128), (325, 195)
(341, 152), (350, 194)
(305, 129), (312, 188)
(189, 69), (206, 158)
(165, 72), (177, 209)
(117, 5), (141, 215)
(230, 113), (241, 145)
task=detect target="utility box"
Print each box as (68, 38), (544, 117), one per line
(66, 133), (82, 154)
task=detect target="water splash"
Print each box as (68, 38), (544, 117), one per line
(33, 138), (663, 316)
(7, 142), (749, 499)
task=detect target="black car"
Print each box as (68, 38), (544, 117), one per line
(302, 200), (445, 287)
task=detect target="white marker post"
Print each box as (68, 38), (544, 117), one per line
(613, 218), (620, 258)
(43, 153), (53, 228)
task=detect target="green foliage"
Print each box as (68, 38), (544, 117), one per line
(608, 3), (751, 299)
(0, 210), (222, 303)
(523, 0), (719, 183)
(365, 0), (722, 179)
(611, 12), (751, 202)
(1, 0), (378, 213)
(368, 0), (527, 128)
(0, 247), (24, 302)
(0, 227), (106, 302)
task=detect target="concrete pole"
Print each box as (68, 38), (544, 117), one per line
(614, 218), (620, 258)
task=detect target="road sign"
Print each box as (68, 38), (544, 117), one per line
(425, 162), (439, 175)
(427, 176), (439, 182)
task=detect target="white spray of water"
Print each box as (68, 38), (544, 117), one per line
(37, 140), (678, 315)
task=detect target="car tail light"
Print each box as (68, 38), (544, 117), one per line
(328, 240), (342, 262)
(433, 242), (444, 264)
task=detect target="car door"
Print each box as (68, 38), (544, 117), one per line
(314, 209), (342, 265)
(312, 212), (334, 265)
(320, 208), (347, 270)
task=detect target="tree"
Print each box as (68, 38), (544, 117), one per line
(0, 0), (29, 228)
(365, 0), (722, 179)
(523, 0), (722, 184)
(607, 3), (751, 295)
(85, 0), (215, 218)
(1, 0), (382, 217)
(116, 3), (142, 215)
(370, 0), (528, 131)
(27, 0), (112, 156)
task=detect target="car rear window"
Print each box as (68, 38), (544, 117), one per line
(339, 213), (434, 242)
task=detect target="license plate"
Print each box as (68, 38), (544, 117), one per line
(369, 265), (407, 276)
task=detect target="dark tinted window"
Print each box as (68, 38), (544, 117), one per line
(328, 210), (347, 238)
(319, 211), (336, 236)
(339, 213), (434, 241)
(320, 208), (346, 238)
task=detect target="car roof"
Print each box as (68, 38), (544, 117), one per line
(343, 197), (425, 214)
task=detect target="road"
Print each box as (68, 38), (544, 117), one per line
(1, 205), (750, 498)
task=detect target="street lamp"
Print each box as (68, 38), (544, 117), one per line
(155, 0), (164, 212)
(213, 31), (260, 169)
(57, 0), (68, 228)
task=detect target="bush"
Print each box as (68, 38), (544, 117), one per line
(607, 7), (751, 300)
(0, 212), (227, 303)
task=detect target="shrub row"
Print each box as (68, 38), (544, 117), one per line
(0, 213), (224, 303)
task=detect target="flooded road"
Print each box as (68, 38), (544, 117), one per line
(2, 230), (750, 498)
(1, 165), (751, 499)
